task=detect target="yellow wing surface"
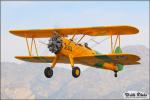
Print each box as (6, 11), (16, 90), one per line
(9, 26), (139, 38)
(74, 54), (140, 65)
(16, 54), (140, 65)
(15, 56), (69, 63)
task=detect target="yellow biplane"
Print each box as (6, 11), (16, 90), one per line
(9, 25), (140, 78)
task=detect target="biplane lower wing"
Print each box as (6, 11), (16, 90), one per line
(15, 56), (70, 63)
(16, 53), (140, 65)
(74, 53), (140, 66)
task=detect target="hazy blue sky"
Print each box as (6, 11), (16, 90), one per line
(1, 1), (149, 63)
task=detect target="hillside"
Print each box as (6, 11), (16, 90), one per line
(1, 45), (149, 99)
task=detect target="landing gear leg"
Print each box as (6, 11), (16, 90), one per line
(51, 55), (59, 69)
(69, 55), (81, 78)
(44, 55), (59, 78)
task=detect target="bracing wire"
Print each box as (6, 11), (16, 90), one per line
(90, 37), (110, 48)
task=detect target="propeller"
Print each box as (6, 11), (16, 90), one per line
(39, 32), (63, 54)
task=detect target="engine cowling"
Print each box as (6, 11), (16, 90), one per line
(47, 35), (62, 54)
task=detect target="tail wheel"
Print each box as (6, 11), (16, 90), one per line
(44, 67), (53, 78)
(114, 71), (118, 77)
(72, 67), (80, 78)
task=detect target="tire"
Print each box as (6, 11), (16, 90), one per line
(72, 67), (80, 78)
(114, 71), (117, 77)
(114, 73), (117, 77)
(44, 67), (53, 78)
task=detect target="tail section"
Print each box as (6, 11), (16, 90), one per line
(115, 46), (124, 71)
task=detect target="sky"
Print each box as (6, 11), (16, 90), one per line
(1, 1), (149, 63)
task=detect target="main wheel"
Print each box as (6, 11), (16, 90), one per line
(72, 67), (80, 78)
(44, 67), (53, 78)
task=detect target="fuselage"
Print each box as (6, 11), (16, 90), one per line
(59, 38), (122, 71)
(60, 38), (96, 57)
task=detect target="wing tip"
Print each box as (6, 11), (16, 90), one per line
(9, 30), (15, 34)
(132, 54), (141, 61)
(132, 26), (139, 34)
(127, 25), (139, 34)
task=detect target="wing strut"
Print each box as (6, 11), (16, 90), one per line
(26, 37), (31, 56)
(33, 39), (39, 56)
(71, 34), (76, 40)
(25, 37), (39, 56)
(110, 35), (121, 53)
(77, 34), (86, 44)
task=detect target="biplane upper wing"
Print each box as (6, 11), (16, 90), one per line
(74, 53), (140, 66)
(9, 26), (139, 38)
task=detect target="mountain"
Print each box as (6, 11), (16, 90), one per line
(1, 45), (149, 99)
